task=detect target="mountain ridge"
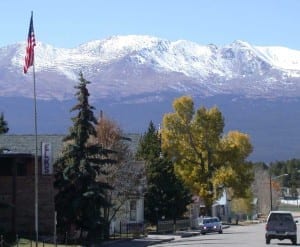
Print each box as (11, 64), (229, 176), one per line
(1, 35), (300, 101)
(1, 35), (300, 162)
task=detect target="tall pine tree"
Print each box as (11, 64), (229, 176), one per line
(0, 113), (9, 134)
(54, 72), (115, 241)
(0, 113), (9, 153)
(136, 121), (192, 224)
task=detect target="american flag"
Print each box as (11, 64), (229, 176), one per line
(24, 13), (36, 74)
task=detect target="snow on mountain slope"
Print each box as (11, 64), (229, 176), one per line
(1, 35), (300, 100)
(256, 46), (300, 71)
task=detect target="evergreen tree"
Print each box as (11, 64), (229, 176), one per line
(54, 72), (115, 241)
(270, 159), (300, 188)
(136, 121), (192, 224)
(136, 121), (161, 161)
(0, 113), (9, 153)
(0, 113), (9, 134)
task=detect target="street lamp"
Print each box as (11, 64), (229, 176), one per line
(270, 173), (288, 211)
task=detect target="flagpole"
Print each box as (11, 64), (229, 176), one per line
(33, 59), (39, 247)
(24, 11), (38, 245)
(30, 10), (39, 246)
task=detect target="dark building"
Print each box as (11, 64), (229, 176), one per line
(0, 135), (64, 235)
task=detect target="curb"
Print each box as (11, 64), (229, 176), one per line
(147, 237), (175, 245)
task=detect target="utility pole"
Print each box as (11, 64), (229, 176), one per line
(270, 173), (288, 212)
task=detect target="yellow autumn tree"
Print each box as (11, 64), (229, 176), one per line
(161, 95), (253, 213)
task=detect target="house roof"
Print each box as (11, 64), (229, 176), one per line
(0, 153), (34, 158)
(0, 135), (65, 160)
(0, 133), (141, 160)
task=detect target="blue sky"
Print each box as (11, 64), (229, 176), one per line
(1, 0), (300, 49)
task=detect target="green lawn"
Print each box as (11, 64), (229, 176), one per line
(11, 239), (81, 247)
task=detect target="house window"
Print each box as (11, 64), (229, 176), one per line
(0, 157), (28, 176)
(0, 162), (12, 176)
(129, 200), (137, 221)
(16, 163), (27, 176)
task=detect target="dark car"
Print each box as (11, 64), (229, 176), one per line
(198, 217), (223, 234)
(265, 211), (298, 245)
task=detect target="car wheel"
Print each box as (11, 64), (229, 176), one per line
(266, 237), (270, 244)
(291, 236), (297, 245)
(219, 230), (223, 234)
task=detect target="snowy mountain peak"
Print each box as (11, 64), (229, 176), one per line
(1, 35), (300, 100)
(229, 40), (252, 48)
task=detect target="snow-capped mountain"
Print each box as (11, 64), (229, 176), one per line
(1, 35), (300, 162)
(1, 35), (300, 101)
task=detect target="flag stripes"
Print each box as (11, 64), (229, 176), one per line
(24, 13), (36, 74)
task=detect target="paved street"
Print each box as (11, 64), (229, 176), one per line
(102, 219), (300, 247)
(154, 224), (269, 247)
(154, 222), (300, 247)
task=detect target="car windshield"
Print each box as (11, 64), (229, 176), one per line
(269, 213), (293, 222)
(203, 218), (219, 224)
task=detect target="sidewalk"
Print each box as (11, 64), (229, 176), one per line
(99, 230), (201, 247)
(99, 234), (178, 247)
(100, 226), (232, 246)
